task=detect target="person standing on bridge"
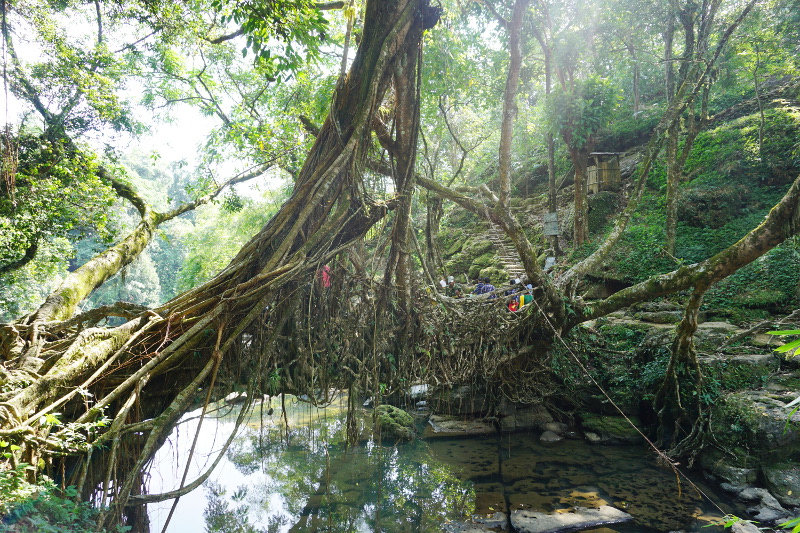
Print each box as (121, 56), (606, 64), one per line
(472, 278), (485, 296)
(475, 277), (496, 298)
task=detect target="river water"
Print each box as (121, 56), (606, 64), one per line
(147, 395), (746, 532)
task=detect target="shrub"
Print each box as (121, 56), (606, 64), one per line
(0, 465), (128, 533)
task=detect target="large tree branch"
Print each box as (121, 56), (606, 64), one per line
(26, 164), (272, 324)
(568, 173), (800, 330)
(0, 238), (39, 275)
(158, 164), (272, 221)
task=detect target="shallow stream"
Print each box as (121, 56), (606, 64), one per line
(147, 396), (746, 532)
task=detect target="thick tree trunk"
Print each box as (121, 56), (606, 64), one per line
(425, 194), (445, 274)
(381, 15), (424, 317)
(664, 123), (681, 255)
(570, 148), (589, 246)
(498, 0), (529, 208)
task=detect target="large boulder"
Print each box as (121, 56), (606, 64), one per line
(737, 487), (792, 524)
(763, 464), (800, 508)
(498, 401), (553, 432)
(579, 414), (643, 444)
(709, 382), (800, 464)
(376, 404), (415, 440)
(699, 353), (780, 391)
(694, 321), (743, 351)
(634, 310), (683, 324)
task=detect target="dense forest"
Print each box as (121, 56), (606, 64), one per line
(1, 0), (799, 531)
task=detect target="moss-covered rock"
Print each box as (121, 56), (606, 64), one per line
(376, 404), (415, 440)
(579, 414), (643, 444)
(468, 251), (497, 280)
(478, 267), (506, 284)
(448, 238), (496, 280)
(464, 238), (494, 257)
(699, 353), (778, 392)
(708, 387), (800, 464)
(588, 191), (621, 235)
(444, 238), (465, 257)
(633, 310), (683, 324)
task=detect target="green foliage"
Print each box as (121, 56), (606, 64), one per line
(0, 465), (128, 533)
(781, 517), (800, 533)
(213, 0), (328, 79)
(592, 107), (800, 302)
(600, 107), (662, 152)
(86, 252), (163, 310)
(1, 134), (118, 266)
(768, 329), (800, 358)
(546, 76), (620, 151)
(177, 192), (281, 291)
(0, 133), (123, 318)
(709, 394), (763, 451)
(551, 323), (675, 411)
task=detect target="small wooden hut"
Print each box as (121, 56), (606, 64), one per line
(587, 152), (622, 194)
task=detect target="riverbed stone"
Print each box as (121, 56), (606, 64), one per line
(584, 431), (602, 444)
(424, 415), (497, 437)
(510, 506), (632, 533)
(732, 520), (763, 533)
(763, 463), (800, 507)
(541, 422), (570, 434)
(472, 511), (508, 530)
(444, 520), (503, 532)
(540, 430), (563, 443)
(738, 487), (791, 523)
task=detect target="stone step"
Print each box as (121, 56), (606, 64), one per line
(470, 224), (527, 277)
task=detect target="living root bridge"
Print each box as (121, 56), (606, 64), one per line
(0, 0), (441, 529)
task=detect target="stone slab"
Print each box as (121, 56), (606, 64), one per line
(511, 506), (633, 533)
(424, 415), (497, 438)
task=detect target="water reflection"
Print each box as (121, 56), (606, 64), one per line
(148, 396), (744, 532)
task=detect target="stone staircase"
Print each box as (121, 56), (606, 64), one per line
(485, 224), (526, 280)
